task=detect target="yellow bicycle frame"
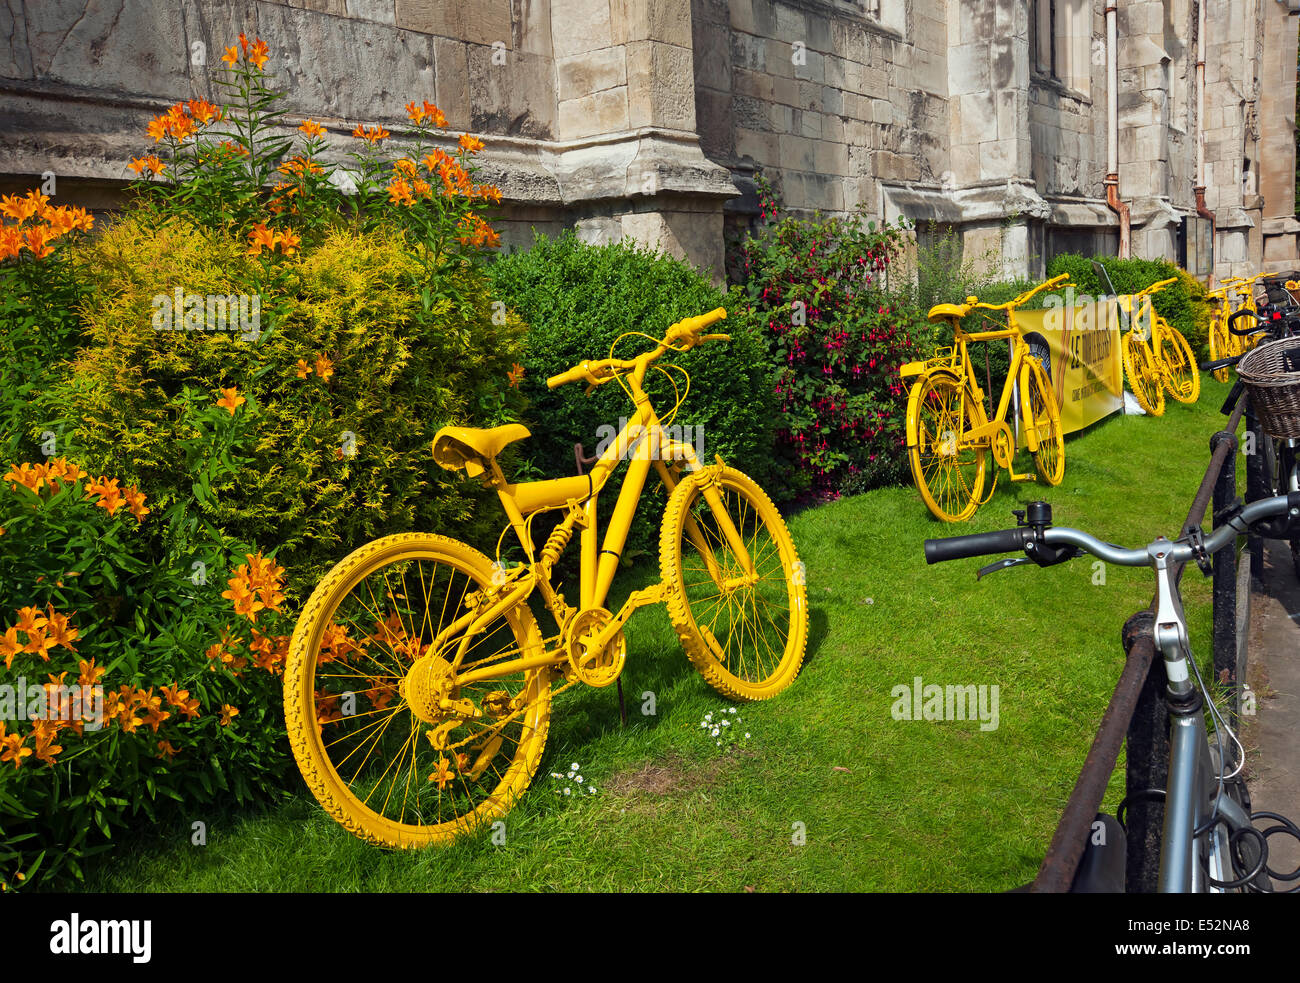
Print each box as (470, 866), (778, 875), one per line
(900, 273), (1070, 467)
(436, 320), (756, 688)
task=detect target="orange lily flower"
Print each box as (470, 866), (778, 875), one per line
(217, 387), (246, 415)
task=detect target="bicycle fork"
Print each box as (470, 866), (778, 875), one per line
(1150, 549), (1249, 892)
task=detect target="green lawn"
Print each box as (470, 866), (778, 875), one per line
(83, 377), (1240, 892)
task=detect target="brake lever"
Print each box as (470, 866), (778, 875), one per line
(976, 557), (1034, 580)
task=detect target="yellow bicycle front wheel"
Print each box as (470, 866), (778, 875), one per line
(1023, 359), (1065, 485)
(1122, 330), (1166, 417)
(1208, 316), (1234, 383)
(907, 372), (987, 522)
(285, 533), (551, 848)
(660, 466), (808, 701)
(1155, 322), (1200, 404)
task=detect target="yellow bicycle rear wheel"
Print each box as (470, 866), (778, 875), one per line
(1122, 330), (1166, 416)
(906, 372), (987, 522)
(285, 533), (551, 848)
(1155, 322), (1200, 404)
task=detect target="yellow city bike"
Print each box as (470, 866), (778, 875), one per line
(284, 308), (809, 848)
(1117, 276), (1201, 416)
(900, 273), (1068, 522)
(1207, 273), (1266, 383)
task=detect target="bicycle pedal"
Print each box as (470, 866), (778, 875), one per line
(1008, 471), (1036, 483)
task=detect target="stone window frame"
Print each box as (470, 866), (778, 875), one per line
(1030, 0), (1093, 104)
(816, 0), (906, 41)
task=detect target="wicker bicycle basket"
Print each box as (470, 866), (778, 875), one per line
(1238, 335), (1300, 438)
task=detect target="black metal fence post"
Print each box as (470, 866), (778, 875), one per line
(1211, 428), (1240, 739)
(1244, 407), (1267, 582)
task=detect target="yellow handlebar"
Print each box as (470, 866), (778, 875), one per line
(546, 308), (728, 390)
(969, 273), (1072, 313)
(1136, 276), (1179, 297)
(547, 361), (605, 390)
(667, 307), (727, 344)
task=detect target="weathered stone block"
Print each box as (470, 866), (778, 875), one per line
(626, 42), (695, 130)
(731, 30), (766, 72)
(21, 0), (190, 96)
(792, 49), (824, 84)
(779, 131), (816, 170)
(346, 0), (396, 26)
(692, 17), (731, 90)
(557, 46), (627, 102)
(736, 125), (779, 163)
(949, 42), (991, 96)
(551, 0), (612, 58)
(462, 0), (513, 46)
(733, 67), (774, 101)
(957, 92), (995, 147)
(610, 0), (692, 47)
(395, 0), (461, 37)
(434, 36), (471, 128)
(978, 139), (1013, 181)
(558, 87), (628, 139)
(468, 46), (554, 138)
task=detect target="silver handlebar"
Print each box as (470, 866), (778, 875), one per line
(1040, 494), (1296, 567)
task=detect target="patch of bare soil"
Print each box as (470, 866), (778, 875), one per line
(605, 748), (753, 800)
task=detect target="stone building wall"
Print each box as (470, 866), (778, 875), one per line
(1, 0), (1297, 284)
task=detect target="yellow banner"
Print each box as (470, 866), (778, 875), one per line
(1015, 300), (1124, 436)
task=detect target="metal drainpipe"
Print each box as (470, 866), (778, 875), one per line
(1106, 3), (1132, 257)
(1194, 0), (1216, 276)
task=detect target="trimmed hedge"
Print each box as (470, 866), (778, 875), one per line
(1047, 253), (1212, 363)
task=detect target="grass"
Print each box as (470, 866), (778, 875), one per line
(81, 376), (1242, 892)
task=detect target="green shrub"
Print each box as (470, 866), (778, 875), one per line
(488, 230), (779, 564)
(1047, 253), (1212, 363)
(40, 213), (525, 597)
(0, 459), (293, 890)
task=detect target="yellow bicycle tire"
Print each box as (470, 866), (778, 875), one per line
(1122, 330), (1166, 416)
(906, 372), (987, 522)
(1155, 322), (1200, 404)
(1208, 315), (1234, 384)
(660, 465), (808, 701)
(1023, 359), (1065, 485)
(285, 533), (551, 848)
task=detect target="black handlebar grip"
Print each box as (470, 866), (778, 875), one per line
(924, 527), (1030, 564)
(1199, 356), (1239, 372)
(1228, 309), (1259, 336)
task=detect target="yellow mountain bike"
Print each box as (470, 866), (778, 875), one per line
(1118, 276), (1200, 415)
(900, 274), (1068, 523)
(284, 309), (808, 848)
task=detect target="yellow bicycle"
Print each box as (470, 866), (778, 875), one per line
(900, 274), (1068, 522)
(1118, 276), (1200, 415)
(1207, 273), (1266, 383)
(284, 308), (808, 847)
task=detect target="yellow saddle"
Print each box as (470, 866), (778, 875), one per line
(432, 424), (530, 477)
